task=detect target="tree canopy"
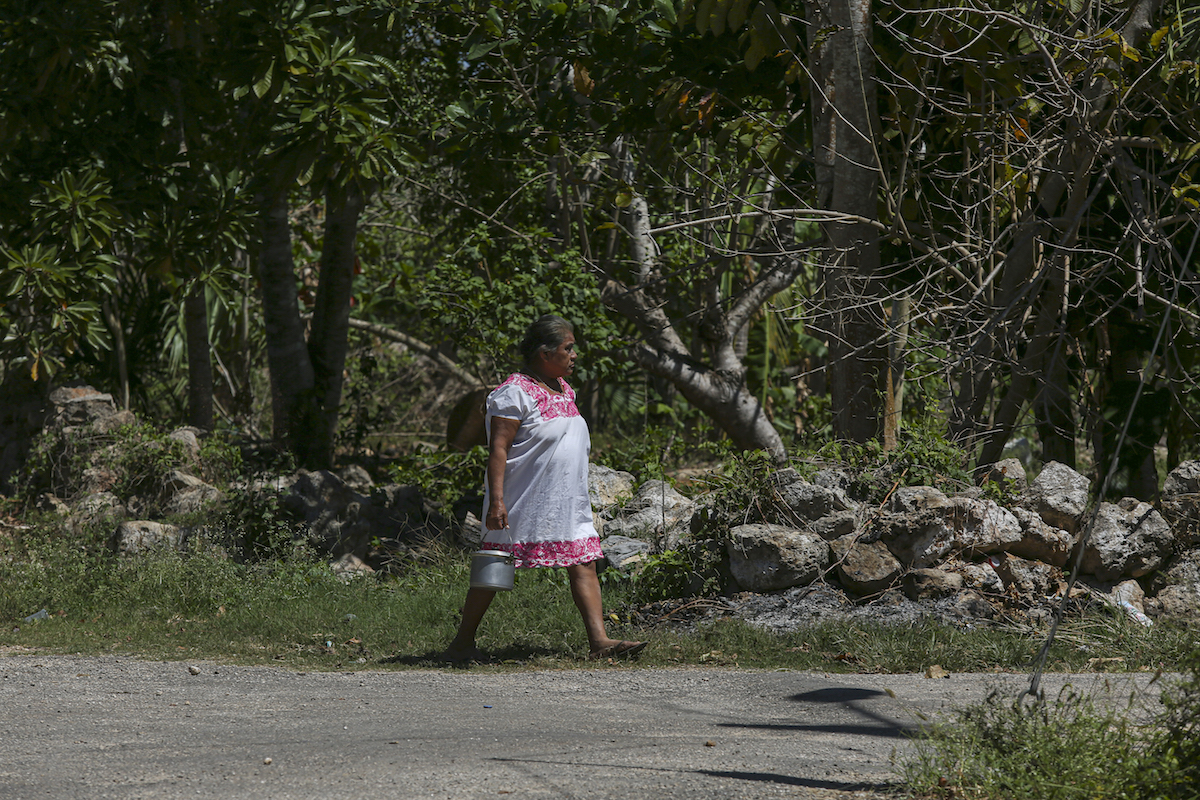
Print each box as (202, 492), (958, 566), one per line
(2, 0), (1197, 494)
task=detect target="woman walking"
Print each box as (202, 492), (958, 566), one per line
(443, 315), (646, 663)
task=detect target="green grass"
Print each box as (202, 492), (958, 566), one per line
(6, 537), (1198, 800)
(1, 541), (1195, 675)
(903, 651), (1200, 800)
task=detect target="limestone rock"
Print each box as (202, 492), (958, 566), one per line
(983, 458), (1028, 491)
(338, 464), (375, 494)
(1009, 506), (1075, 567)
(163, 485), (221, 517)
(991, 553), (1054, 597)
(167, 428), (202, 466)
(774, 470), (853, 521)
(1110, 579), (1147, 612)
(588, 464), (636, 512)
(882, 496), (1022, 566)
(807, 509), (859, 541)
(1019, 461), (1090, 533)
(830, 535), (901, 596)
(950, 589), (996, 619)
(888, 486), (952, 514)
(1155, 585), (1200, 619)
(1077, 499), (1173, 581)
(1152, 547), (1200, 620)
(283, 469), (369, 553)
(66, 492), (126, 537)
(459, 512), (484, 548)
(1116, 578), (1146, 605)
(1163, 460), (1200, 496)
(112, 520), (183, 556)
(955, 559), (1004, 594)
(49, 386), (136, 435)
(161, 470), (223, 516)
(812, 469), (855, 501)
(601, 535), (652, 572)
(282, 471), (443, 559)
(80, 466), (120, 496)
(902, 568), (963, 600)
(727, 523), (830, 592)
(1160, 460), (1200, 548)
(603, 480), (694, 549)
(36, 493), (70, 515)
(331, 553), (375, 579)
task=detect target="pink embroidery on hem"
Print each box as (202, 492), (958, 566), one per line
(501, 373), (580, 421)
(482, 537), (603, 568)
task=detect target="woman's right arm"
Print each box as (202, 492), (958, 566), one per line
(484, 417), (521, 530)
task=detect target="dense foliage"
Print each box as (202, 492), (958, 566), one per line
(1, 0), (1197, 488)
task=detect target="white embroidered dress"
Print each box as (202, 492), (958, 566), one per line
(480, 373), (603, 568)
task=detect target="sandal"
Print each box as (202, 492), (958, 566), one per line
(589, 640), (648, 661)
(440, 645), (491, 665)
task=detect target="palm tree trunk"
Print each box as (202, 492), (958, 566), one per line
(307, 181), (365, 468)
(184, 281), (214, 430)
(254, 176), (317, 462)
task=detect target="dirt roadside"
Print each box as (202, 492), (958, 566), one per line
(0, 654), (1170, 800)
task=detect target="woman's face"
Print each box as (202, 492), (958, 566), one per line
(541, 332), (577, 378)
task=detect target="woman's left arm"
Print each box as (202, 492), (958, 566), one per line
(484, 416), (520, 530)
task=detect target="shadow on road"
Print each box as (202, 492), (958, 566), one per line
(712, 684), (922, 739)
(491, 757), (897, 795)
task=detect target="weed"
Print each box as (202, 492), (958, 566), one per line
(209, 481), (305, 562)
(902, 646), (1200, 800)
(799, 426), (974, 504)
(905, 685), (1144, 800)
(195, 436), (244, 487)
(387, 446), (486, 511)
(689, 449), (784, 530)
(594, 424), (688, 483)
(1141, 647), (1200, 799)
(633, 543), (723, 602)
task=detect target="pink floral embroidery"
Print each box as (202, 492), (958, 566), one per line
(502, 373), (580, 421)
(484, 537), (603, 568)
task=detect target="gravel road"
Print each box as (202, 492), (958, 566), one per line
(0, 654), (1168, 800)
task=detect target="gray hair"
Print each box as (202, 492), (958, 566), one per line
(519, 314), (574, 365)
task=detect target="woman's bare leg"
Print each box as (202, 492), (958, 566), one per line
(443, 586), (496, 660)
(567, 561), (645, 657)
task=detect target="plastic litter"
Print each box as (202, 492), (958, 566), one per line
(23, 609), (50, 623)
(1118, 600), (1153, 627)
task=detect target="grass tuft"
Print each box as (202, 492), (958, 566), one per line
(1, 530), (1195, 676)
(902, 647), (1200, 800)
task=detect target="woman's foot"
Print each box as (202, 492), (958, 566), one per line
(440, 642), (490, 664)
(588, 640), (648, 661)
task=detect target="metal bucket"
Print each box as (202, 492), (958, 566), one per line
(469, 549), (515, 591)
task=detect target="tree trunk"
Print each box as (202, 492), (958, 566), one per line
(807, 0), (888, 444)
(102, 300), (130, 410)
(307, 181), (365, 468)
(1034, 336), (1075, 468)
(884, 295), (910, 450)
(184, 280), (214, 430)
(600, 143), (790, 464)
(633, 344), (787, 462)
(254, 175), (317, 463)
(955, 0), (1164, 466)
(601, 276), (788, 463)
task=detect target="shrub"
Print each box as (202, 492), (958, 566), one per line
(903, 648), (1200, 800)
(904, 686), (1145, 800)
(386, 446), (487, 510)
(633, 543), (723, 602)
(1142, 647), (1200, 800)
(800, 426), (973, 504)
